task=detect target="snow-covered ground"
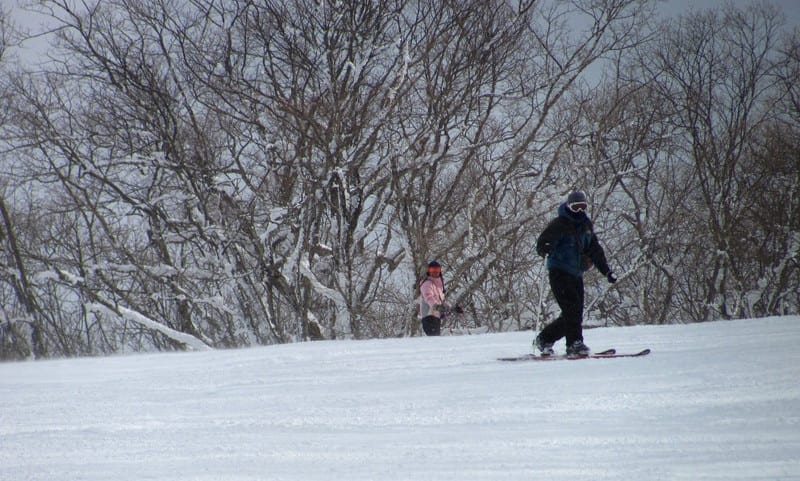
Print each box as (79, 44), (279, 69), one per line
(2, 316), (799, 481)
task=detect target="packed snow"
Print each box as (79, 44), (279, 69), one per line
(2, 316), (799, 481)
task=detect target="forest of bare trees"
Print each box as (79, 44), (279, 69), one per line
(0, 0), (797, 359)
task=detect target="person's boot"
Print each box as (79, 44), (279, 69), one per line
(566, 339), (590, 356)
(534, 334), (555, 357)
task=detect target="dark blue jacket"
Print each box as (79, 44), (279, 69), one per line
(536, 203), (611, 278)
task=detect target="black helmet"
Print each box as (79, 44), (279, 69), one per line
(567, 191), (587, 204)
(566, 191), (588, 213)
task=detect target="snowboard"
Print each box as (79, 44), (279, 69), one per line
(497, 348), (650, 362)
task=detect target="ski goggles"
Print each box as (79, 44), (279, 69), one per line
(568, 201), (588, 213)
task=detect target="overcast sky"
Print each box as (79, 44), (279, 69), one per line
(656, 0), (800, 22)
(5, 0), (800, 65)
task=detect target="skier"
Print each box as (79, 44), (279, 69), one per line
(419, 261), (448, 336)
(534, 191), (617, 356)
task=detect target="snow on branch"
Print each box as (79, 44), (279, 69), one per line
(51, 268), (211, 351)
(87, 303), (213, 351)
(298, 253), (352, 338)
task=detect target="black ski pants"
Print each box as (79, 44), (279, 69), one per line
(421, 315), (441, 336)
(539, 269), (585, 346)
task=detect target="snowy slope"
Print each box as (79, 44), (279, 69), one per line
(2, 316), (799, 481)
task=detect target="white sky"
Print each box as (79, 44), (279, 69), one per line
(656, 0), (800, 22)
(7, 0), (800, 47)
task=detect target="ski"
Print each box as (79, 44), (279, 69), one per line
(497, 348), (615, 362)
(497, 348), (650, 362)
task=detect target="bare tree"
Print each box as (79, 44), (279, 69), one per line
(746, 31), (800, 316)
(0, 6), (42, 359)
(585, 2), (799, 324)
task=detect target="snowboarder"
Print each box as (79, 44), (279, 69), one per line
(535, 191), (617, 356)
(419, 261), (448, 336)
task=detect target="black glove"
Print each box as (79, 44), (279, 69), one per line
(606, 272), (617, 284)
(537, 243), (551, 258)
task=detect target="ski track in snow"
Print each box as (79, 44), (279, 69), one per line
(1, 317), (799, 481)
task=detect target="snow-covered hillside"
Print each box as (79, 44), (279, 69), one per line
(2, 317), (799, 481)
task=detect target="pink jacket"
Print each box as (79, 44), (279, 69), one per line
(419, 276), (445, 318)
